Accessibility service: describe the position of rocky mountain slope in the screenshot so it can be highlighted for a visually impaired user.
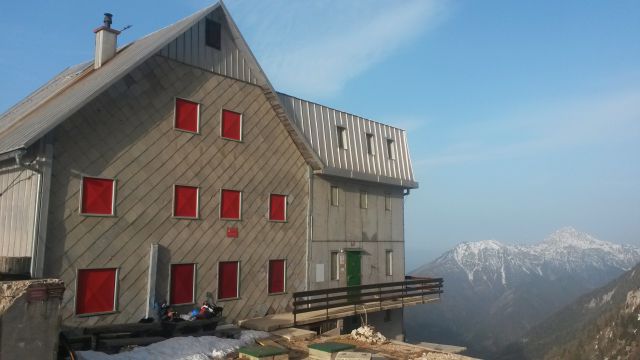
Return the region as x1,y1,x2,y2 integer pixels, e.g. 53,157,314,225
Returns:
405,227,640,357
515,262,640,360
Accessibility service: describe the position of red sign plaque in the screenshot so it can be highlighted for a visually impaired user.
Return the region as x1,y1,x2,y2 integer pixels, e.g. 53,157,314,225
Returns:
227,227,238,238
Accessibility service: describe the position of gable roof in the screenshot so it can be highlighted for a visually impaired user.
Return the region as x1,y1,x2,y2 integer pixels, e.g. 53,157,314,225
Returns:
0,2,416,187
0,4,218,156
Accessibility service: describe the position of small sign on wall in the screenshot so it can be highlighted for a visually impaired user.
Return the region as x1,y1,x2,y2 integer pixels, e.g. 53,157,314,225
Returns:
227,227,238,238
316,264,325,282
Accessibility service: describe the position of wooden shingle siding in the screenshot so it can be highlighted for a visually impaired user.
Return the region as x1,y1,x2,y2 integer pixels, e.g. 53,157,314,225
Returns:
44,55,308,326
0,159,39,257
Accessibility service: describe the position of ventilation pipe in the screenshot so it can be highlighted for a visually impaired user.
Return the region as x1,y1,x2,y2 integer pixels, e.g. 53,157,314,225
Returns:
93,13,121,69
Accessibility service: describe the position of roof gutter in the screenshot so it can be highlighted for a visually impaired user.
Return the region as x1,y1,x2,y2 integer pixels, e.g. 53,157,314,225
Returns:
14,149,40,172
0,149,23,163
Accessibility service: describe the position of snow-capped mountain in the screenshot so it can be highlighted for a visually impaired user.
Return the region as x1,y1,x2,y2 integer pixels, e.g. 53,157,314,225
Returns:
405,227,640,358
417,227,640,288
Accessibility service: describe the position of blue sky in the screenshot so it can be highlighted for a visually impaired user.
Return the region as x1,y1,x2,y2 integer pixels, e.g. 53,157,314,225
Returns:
1,1,639,269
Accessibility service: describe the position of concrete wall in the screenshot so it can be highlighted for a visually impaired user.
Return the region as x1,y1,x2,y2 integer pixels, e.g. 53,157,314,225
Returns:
43,55,309,327
367,308,404,341
0,279,64,360
309,175,405,290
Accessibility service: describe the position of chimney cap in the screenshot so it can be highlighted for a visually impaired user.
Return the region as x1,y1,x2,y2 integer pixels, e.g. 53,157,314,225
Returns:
94,12,121,34
103,13,113,28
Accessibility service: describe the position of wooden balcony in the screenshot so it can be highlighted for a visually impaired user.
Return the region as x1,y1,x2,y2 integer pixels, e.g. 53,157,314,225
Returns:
239,278,443,331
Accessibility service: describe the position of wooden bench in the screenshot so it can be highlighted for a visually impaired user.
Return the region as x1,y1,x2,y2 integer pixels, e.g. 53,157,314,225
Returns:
162,316,222,335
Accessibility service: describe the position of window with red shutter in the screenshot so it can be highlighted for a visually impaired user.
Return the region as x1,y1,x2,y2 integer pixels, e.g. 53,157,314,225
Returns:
268,260,286,294
81,177,115,215
173,185,199,218
76,268,117,315
220,189,241,220
175,98,200,133
218,261,239,299
221,110,242,141
170,264,196,305
269,194,287,221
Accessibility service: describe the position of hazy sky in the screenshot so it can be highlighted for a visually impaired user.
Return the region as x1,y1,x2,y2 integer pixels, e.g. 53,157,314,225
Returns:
1,1,638,270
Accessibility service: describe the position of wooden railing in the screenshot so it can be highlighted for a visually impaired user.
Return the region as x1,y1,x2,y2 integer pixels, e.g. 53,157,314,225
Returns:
292,278,444,325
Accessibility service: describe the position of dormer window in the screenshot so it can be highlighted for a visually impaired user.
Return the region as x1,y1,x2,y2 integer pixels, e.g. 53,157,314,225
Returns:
205,19,221,50
337,126,348,149
386,139,396,160
366,133,375,155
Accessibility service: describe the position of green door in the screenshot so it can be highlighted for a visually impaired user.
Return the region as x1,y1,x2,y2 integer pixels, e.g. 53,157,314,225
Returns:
346,251,361,287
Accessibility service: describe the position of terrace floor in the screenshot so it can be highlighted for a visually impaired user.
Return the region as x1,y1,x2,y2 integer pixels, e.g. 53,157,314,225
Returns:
239,294,440,332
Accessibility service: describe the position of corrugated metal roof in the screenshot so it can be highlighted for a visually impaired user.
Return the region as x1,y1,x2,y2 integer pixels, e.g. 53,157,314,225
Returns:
0,3,219,155
278,93,417,188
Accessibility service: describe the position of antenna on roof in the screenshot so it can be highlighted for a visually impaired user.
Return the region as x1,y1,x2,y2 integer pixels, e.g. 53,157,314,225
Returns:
120,25,132,32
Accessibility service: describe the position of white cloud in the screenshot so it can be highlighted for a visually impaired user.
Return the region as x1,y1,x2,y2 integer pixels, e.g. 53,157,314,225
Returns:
227,0,449,99
419,89,640,167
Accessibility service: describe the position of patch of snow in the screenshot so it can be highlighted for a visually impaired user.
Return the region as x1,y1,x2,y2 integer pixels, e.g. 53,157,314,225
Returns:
624,289,640,313
76,330,269,360
586,289,616,309
350,325,387,344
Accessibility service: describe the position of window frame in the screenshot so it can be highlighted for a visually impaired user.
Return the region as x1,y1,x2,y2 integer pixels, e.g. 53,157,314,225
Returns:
385,250,393,276
172,184,200,219
205,19,222,50
360,190,368,209
168,263,197,306
384,193,392,211
386,138,396,160
330,251,340,281
330,186,339,207
267,259,287,295
74,267,119,317
173,97,201,134
220,109,243,142
268,193,288,222
337,126,348,149
365,133,375,155
217,261,240,301
79,176,117,217
219,189,242,221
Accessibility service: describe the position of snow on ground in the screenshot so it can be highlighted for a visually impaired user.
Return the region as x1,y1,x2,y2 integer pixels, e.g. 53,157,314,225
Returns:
77,330,270,360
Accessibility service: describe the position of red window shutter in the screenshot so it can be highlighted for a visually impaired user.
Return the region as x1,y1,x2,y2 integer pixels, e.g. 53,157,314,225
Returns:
220,190,241,219
81,177,115,215
175,98,199,133
218,261,239,299
170,264,195,305
76,268,117,314
269,194,286,221
174,185,198,218
221,110,242,140
268,260,285,294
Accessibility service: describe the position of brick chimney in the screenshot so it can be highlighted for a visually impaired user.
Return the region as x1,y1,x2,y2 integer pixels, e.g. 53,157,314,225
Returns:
93,13,121,69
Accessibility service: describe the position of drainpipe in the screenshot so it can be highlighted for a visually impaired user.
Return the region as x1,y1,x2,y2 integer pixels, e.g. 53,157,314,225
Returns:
305,166,314,291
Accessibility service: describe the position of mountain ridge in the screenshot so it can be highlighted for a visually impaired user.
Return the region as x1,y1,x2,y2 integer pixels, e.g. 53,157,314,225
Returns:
405,227,640,357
